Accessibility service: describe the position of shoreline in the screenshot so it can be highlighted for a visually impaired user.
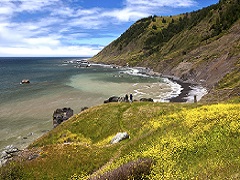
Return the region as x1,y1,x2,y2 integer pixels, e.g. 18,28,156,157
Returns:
168,79,193,102
0,64,207,167
0,64,205,150
118,65,208,103
0,60,207,167
161,77,208,103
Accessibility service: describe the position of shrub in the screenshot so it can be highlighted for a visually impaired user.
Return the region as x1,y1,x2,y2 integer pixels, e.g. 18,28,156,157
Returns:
90,158,154,180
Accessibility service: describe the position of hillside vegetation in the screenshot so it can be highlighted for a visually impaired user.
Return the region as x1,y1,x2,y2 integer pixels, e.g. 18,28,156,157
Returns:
91,0,240,101
1,1,240,179
1,102,240,179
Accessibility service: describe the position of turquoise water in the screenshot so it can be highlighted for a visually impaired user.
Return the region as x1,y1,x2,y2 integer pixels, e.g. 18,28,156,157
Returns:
0,57,180,150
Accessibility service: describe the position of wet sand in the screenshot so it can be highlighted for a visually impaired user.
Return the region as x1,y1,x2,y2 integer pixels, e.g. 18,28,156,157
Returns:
115,66,207,103
168,80,193,102
168,79,207,103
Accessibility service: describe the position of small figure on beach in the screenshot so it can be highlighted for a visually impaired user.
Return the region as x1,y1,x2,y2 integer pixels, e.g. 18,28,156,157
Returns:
125,94,129,102
130,93,133,102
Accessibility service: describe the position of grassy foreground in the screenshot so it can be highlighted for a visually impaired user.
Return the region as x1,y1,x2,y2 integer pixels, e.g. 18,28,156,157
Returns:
1,102,240,179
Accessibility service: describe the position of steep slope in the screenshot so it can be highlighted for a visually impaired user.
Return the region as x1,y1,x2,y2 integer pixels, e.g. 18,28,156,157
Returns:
91,0,240,101
1,102,240,179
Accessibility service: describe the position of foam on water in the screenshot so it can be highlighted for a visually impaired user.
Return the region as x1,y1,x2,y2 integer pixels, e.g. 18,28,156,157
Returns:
68,67,183,102
184,85,208,102
121,68,183,102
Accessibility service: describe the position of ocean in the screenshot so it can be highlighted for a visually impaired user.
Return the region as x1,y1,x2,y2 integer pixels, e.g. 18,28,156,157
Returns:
0,57,182,150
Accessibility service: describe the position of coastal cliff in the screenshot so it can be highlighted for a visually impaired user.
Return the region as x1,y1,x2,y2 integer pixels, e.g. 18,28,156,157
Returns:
91,0,240,101
1,1,240,179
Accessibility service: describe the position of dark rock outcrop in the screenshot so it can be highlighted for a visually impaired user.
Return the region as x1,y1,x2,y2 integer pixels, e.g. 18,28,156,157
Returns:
81,107,89,111
104,96,120,103
104,96,155,103
53,107,73,128
140,98,154,102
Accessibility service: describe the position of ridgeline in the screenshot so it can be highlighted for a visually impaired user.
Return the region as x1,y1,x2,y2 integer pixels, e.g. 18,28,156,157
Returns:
1,0,240,179
91,0,240,102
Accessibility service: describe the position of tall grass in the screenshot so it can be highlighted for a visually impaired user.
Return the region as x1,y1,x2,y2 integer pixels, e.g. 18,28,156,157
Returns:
1,102,239,179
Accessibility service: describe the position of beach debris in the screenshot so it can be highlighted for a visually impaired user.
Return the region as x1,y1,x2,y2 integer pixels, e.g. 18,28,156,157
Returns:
20,79,30,84
111,132,130,144
53,107,73,128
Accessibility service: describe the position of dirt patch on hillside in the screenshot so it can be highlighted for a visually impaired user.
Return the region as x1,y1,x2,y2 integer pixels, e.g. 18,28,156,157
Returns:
166,20,240,91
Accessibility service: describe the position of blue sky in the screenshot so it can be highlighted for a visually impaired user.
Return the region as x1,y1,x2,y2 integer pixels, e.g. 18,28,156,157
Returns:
0,0,219,57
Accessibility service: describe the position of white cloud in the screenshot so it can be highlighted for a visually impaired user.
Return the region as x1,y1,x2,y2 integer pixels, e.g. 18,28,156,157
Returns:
118,0,197,21
52,7,101,17
101,8,149,22
50,7,75,17
0,24,24,45
0,0,199,57
0,6,13,15
126,0,197,8
24,37,60,46
69,15,105,29
0,0,60,13
84,0,197,23
0,45,102,57
0,16,101,57
76,8,101,16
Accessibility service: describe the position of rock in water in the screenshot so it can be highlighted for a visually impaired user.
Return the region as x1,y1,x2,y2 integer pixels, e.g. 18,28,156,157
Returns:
20,79,30,84
111,132,130,144
53,107,73,128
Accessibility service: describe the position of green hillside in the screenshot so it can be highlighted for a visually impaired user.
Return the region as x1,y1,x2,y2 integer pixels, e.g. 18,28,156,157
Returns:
1,1,240,179
1,102,240,179
91,0,240,101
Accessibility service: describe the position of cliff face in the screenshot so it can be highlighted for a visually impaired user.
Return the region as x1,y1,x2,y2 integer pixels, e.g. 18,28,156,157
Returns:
91,0,240,101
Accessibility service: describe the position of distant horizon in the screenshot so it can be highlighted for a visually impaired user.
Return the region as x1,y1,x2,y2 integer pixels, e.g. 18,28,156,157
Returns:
0,0,219,57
